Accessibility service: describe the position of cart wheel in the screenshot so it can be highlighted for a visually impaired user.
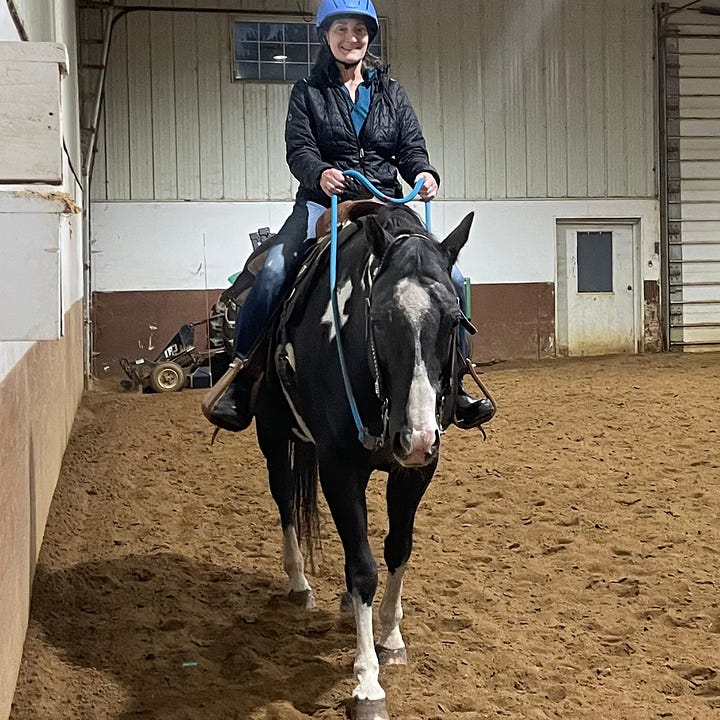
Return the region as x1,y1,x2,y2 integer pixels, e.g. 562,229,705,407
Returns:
149,361,186,393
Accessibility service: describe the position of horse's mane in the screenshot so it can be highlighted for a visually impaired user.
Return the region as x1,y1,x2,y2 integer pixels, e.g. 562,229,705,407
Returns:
371,203,432,240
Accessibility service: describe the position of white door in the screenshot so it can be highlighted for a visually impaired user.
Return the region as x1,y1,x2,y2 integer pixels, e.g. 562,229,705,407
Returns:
556,224,638,356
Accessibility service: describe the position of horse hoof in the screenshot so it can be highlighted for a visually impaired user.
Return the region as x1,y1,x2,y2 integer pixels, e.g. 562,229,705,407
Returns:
349,697,389,720
340,591,354,615
288,589,315,609
376,645,407,666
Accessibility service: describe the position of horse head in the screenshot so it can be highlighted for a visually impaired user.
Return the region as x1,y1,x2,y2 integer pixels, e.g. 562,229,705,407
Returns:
364,207,474,467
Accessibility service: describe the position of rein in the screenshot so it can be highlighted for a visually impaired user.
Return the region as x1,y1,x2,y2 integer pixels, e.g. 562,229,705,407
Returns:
330,171,429,449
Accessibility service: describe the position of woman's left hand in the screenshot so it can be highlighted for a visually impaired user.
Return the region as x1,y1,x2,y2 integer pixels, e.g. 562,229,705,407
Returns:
415,172,438,201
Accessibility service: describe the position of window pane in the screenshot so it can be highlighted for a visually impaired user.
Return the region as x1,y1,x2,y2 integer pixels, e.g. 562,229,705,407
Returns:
260,62,284,80
260,42,284,61
577,231,613,293
286,63,307,82
235,23,258,43
235,61,259,80
285,23,308,43
285,44,308,63
235,42,258,62
258,22,283,41
233,19,385,83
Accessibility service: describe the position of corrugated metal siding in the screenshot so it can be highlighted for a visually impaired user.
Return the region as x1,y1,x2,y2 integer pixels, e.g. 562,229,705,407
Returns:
89,0,656,202
663,4,720,349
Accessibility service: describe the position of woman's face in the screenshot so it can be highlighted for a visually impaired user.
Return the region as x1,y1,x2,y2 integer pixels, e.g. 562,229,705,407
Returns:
327,17,370,65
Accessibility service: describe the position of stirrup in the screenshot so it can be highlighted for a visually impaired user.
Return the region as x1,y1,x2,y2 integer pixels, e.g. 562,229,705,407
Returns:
200,358,246,424
454,358,496,435
461,357,496,409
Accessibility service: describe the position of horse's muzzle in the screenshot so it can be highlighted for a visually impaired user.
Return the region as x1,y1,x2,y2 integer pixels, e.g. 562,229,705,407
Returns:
392,428,440,467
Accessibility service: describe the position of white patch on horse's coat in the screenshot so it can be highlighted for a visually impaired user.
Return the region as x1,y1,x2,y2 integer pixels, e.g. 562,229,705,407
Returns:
351,594,385,701
321,277,353,342
282,526,312,593
395,279,439,461
276,344,315,443
378,564,406,651
285,342,296,370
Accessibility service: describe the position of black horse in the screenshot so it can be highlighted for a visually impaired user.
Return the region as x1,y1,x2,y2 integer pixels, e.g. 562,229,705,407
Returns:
253,203,474,720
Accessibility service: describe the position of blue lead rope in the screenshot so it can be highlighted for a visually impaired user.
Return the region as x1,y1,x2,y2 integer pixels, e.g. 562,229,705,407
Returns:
330,171,431,448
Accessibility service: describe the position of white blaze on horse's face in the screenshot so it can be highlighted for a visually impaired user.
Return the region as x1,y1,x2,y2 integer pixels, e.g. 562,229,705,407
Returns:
394,278,439,466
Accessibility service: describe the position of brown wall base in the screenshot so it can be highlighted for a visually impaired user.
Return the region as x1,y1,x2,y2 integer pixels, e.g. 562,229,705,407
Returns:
93,289,222,377
93,283,557,376
470,283,556,361
0,300,84,720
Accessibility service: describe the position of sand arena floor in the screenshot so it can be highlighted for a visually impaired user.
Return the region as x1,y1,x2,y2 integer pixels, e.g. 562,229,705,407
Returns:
9,352,720,720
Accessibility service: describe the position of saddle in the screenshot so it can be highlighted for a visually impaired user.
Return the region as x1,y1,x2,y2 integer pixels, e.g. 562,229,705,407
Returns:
273,208,383,442
314,198,384,238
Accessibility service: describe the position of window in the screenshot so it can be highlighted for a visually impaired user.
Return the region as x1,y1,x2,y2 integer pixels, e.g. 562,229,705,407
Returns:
233,18,384,83
577,231,613,293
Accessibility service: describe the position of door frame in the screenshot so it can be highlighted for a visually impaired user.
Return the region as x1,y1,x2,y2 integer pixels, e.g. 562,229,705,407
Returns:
555,218,643,356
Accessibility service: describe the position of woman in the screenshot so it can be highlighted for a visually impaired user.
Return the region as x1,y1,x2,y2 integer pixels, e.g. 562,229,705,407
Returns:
203,0,494,432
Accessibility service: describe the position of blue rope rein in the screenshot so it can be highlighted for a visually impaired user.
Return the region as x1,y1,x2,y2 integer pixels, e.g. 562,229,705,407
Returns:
329,170,431,448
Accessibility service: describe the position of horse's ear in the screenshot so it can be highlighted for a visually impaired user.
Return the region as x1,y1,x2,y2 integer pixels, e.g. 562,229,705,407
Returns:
440,212,474,265
365,215,392,260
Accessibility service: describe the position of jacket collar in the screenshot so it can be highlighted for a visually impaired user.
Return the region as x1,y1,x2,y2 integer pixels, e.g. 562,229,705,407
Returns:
308,60,387,89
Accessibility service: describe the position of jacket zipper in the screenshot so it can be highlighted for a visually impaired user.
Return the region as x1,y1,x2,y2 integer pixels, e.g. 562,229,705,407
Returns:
335,80,379,176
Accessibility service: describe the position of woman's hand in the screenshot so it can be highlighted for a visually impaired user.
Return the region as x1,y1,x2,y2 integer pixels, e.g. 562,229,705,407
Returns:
414,172,438,201
320,168,347,197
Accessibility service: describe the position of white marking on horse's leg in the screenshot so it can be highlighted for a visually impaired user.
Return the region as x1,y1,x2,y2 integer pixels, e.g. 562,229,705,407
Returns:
378,564,406,651
283,525,311,593
352,594,385,702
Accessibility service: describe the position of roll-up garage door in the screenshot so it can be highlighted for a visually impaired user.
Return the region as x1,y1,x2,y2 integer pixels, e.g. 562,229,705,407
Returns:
665,12,720,350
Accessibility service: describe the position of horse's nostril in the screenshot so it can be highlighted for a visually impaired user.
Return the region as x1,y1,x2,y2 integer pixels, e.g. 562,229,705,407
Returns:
392,432,409,457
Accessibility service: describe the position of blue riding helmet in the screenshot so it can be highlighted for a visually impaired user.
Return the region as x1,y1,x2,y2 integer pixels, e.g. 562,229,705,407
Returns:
316,0,379,42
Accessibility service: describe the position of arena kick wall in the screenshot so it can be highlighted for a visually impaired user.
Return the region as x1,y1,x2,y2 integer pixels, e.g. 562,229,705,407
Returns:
0,2,84,718
85,0,662,372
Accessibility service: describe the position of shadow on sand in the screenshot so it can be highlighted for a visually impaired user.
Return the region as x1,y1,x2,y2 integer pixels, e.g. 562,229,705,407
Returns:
18,551,354,719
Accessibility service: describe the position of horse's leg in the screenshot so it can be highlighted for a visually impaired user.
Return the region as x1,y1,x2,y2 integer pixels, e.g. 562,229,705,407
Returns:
319,459,388,720
377,465,434,666
256,422,314,609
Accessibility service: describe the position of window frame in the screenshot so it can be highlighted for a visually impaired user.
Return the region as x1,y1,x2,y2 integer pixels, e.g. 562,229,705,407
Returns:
230,14,387,84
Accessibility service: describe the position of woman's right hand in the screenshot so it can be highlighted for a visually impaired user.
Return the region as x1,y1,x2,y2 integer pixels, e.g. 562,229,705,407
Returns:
320,168,347,197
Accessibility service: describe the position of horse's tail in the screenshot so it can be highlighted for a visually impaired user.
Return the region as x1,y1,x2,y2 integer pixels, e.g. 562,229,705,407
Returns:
290,438,320,568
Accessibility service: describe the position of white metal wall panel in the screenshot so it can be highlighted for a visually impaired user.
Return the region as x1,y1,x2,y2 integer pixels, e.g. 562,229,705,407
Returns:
174,5,201,200
665,6,720,349
11,0,54,40
150,7,178,200
104,17,130,199
198,13,225,200
90,0,656,202
128,12,154,200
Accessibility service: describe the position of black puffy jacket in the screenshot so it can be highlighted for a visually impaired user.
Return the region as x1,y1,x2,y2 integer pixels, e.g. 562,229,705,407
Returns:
285,63,440,207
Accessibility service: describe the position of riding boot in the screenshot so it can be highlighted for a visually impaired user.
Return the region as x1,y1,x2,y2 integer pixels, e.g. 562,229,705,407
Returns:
454,387,496,429
201,358,257,432
453,362,496,430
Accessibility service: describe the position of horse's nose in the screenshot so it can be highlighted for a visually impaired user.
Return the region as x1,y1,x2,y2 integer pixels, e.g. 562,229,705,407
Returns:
392,428,439,467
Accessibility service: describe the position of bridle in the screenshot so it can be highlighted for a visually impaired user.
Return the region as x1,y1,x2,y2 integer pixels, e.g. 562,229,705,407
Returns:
361,232,470,450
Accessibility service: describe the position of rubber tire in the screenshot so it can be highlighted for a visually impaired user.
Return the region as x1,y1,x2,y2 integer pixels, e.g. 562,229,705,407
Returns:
148,361,186,393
